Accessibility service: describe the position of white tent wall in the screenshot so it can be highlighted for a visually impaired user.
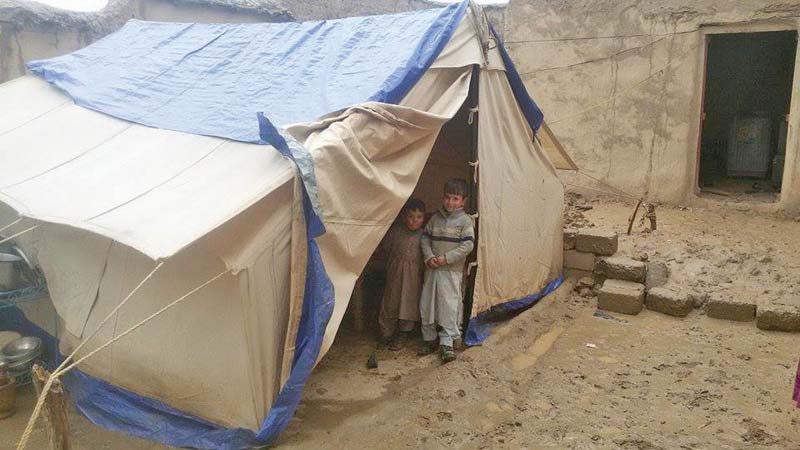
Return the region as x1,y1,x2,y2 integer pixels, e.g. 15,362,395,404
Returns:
472,69,564,314
56,179,297,430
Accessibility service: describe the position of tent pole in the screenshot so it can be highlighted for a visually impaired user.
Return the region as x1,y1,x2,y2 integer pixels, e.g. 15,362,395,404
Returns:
462,65,480,336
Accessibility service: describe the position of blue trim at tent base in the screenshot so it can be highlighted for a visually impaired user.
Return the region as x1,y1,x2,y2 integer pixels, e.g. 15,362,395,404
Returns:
464,275,564,346
0,305,267,449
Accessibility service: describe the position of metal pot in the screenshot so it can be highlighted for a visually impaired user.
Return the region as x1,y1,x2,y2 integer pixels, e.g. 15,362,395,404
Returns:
6,354,39,372
2,337,42,363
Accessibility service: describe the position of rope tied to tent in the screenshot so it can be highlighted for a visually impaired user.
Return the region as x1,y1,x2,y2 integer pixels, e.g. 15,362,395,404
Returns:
573,169,641,202
16,262,231,450
0,225,39,246
467,107,479,125
0,217,23,235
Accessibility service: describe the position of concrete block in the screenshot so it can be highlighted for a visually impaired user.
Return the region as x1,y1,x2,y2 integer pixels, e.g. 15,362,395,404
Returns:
564,250,595,272
563,228,578,250
645,261,670,290
576,230,618,256
597,279,645,315
756,300,800,332
595,256,646,283
706,295,756,322
646,287,693,317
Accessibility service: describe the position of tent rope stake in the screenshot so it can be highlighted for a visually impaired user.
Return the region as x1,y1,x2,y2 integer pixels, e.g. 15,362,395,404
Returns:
16,266,230,450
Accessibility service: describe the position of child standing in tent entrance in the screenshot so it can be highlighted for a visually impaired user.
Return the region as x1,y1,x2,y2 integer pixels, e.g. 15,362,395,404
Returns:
378,198,426,350
419,178,475,363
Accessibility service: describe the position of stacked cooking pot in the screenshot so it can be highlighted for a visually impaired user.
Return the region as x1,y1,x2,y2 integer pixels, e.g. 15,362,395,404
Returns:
1,337,43,383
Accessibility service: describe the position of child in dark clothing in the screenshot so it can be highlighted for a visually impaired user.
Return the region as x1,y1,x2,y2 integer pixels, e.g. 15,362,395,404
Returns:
378,198,426,350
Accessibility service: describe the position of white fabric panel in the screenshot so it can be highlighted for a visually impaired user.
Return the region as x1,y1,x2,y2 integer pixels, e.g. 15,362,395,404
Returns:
431,10,504,70
221,181,294,424
2,126,225,219
472,69,564,315
36,224,112,338
0,77,295,261
58,182,296,430
61,242,259,429
287,103,455,357
88,140,293,261
401,67,472,117
0,76,70,134
0,104,131,189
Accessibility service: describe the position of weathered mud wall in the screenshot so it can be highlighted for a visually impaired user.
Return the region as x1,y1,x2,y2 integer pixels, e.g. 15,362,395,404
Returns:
503,1,800,212
2,0,800,211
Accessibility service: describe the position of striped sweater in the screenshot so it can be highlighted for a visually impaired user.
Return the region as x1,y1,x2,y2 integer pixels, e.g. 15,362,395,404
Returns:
421,208,475,272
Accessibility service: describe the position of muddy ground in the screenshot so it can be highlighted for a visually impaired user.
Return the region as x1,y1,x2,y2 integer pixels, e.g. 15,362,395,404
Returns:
3,199,800,449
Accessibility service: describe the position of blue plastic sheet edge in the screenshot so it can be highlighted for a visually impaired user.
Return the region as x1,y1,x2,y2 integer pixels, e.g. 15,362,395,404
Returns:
368,0,467,105
253,114,333,445
464,275,564,346
490,24,544,133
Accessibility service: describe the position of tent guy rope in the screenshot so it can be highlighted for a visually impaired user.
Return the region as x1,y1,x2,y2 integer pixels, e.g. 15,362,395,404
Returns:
0,225,39,246
16,264,230,450
0,217,23,234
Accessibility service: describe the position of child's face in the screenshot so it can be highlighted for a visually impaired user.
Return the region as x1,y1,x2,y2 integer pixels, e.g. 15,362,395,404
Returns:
403,209,425,231
443,193,466,212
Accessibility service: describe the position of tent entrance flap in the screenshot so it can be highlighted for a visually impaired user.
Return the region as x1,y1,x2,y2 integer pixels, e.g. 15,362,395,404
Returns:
340,89,478,337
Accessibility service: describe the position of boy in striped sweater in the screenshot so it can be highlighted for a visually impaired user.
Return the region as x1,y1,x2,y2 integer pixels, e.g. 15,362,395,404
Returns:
419,178,475,363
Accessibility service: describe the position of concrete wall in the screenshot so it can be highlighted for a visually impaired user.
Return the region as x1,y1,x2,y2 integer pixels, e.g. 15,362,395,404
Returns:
3,0,800,212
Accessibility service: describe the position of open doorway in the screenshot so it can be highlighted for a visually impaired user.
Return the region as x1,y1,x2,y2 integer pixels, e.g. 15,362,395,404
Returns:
342,76,478,343
698,31,797,200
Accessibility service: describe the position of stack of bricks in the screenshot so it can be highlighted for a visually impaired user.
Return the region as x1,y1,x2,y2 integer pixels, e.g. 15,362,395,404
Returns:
563,229,617,279
563,230,800,331
564,229,691,318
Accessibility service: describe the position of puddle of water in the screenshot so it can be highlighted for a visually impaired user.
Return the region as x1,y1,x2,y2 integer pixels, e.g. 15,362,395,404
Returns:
510,325,565,371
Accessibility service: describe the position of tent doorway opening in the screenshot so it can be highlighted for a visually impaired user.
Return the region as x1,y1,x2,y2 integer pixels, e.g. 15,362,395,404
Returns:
698,30,797,201
343,70,480,342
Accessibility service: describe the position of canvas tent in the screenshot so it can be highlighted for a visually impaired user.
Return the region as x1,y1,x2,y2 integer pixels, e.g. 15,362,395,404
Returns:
0,1,572,448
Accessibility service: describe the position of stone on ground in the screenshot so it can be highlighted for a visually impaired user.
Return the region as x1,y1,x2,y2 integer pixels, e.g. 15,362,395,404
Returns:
597,279,645,315
576,229,618,256
645,261,670,290
576,277,595,290
646,287,693,317
706,295,756,322
563,228,578,250
595,256,646,283
564,250,595,272
756,298,800,332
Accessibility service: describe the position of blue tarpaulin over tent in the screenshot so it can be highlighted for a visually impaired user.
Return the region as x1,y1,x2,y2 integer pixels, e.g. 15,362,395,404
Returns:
27,3,468,142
